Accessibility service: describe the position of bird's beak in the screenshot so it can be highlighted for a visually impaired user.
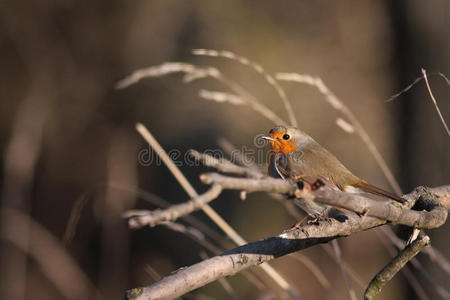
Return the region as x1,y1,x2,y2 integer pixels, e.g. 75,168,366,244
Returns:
261,135,275,141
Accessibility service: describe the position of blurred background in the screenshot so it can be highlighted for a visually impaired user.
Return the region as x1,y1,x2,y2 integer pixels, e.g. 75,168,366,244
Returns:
0,1,448,299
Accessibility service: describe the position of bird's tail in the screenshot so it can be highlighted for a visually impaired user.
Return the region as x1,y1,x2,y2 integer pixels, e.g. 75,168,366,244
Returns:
352,181,406,204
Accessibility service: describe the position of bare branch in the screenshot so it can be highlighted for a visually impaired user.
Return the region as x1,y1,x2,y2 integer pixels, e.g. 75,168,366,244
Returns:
189,149,263,179
364,235,431,300
124,184,223,228
375,229,430,300
126,184,449,300
201,173,448,229
200,172,294,194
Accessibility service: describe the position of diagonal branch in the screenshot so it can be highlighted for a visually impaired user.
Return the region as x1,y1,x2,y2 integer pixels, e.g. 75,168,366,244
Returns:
364,235,431,300
123,184,222,229
126,213,373,300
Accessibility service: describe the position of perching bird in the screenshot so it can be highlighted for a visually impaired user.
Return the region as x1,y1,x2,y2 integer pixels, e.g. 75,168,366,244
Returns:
263,125,405,218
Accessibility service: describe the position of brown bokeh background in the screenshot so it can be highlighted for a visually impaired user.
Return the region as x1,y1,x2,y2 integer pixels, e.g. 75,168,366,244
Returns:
0,1,448,300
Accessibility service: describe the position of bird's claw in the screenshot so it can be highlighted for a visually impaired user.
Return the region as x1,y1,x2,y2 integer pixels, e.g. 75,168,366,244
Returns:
308,213,332,225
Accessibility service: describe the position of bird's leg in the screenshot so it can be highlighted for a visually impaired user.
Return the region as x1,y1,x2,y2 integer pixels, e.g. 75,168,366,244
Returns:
288,215,309,230
291,179,332,226
307,210,332,225
310,179,325,191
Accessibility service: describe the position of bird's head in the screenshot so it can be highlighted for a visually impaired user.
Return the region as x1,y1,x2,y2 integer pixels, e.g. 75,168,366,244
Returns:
262,126,312,154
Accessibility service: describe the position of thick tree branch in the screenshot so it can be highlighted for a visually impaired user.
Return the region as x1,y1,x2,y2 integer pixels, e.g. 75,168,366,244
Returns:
364,235,431,300
201,173,449,229
125,184,450,300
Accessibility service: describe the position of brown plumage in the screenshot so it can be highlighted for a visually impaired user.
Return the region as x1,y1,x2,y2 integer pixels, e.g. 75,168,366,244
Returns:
263,126,405,217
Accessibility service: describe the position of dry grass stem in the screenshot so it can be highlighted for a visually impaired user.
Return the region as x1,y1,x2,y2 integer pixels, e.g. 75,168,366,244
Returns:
331,239,357,300
162,222,221,255
135,123,244,243
421,68,450,137
385,71,450,103
193,49,298,127
1,209,100,300
336,117,355,133
117,61,286,125
144,265,162,282
289,253,331,289
63,192,91,245
198,89,244,105
115,62,219,89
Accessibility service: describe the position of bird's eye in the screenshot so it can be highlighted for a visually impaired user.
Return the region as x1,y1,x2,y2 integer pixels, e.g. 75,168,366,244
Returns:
282,134,290,140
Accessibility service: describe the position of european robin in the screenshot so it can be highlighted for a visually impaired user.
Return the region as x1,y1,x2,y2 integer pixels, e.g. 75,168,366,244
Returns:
262,125,405,218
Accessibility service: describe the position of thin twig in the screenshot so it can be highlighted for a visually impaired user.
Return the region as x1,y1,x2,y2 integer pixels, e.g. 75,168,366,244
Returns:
385,71,450,103
123,184,223,228
422,68,450,137
364,235,431,300
379,227,450,299
375,229,430,300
